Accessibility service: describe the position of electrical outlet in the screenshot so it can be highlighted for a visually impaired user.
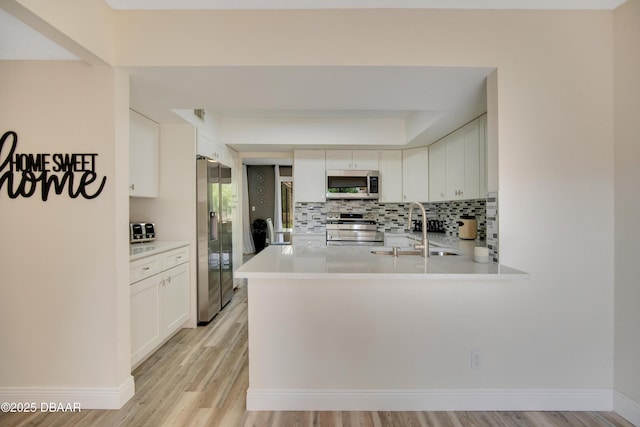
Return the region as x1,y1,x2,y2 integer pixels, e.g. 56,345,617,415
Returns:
471,350,481,369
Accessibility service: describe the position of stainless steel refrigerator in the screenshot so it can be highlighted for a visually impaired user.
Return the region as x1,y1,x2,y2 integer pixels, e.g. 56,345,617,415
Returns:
196,157,233,324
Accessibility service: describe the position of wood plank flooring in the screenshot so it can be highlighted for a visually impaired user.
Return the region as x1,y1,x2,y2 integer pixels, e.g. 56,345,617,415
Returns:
0,282,634,427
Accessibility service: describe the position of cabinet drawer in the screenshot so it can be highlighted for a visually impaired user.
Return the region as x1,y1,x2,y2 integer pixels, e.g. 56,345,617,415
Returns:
130,255,161,284
161,246,190,269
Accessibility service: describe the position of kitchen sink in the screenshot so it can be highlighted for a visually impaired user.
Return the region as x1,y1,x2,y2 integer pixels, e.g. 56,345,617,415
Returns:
428,249,459,256
371,249,423,256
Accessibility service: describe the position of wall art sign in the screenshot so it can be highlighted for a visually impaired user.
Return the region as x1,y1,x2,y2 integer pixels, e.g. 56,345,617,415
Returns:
0,130,107,201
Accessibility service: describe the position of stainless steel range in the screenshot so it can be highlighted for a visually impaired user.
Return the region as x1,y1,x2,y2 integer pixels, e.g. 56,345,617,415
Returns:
326,212,384,246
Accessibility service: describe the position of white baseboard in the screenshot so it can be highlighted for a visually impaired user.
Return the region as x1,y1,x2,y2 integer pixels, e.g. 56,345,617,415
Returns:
247,388,613,412
0,375,135,410
614,391,640,426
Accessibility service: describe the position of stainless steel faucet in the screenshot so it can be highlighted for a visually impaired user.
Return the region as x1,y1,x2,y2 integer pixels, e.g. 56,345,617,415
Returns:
407,201,429,257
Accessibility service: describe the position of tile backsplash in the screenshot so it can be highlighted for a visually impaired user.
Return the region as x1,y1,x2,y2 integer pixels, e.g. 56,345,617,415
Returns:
294,198,488,241
486,191,499,262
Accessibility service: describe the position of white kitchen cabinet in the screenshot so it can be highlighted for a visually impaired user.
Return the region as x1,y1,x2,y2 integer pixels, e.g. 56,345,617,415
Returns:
130,274,162,367
428,139,446,202
402,146,429,202
129,110,160,198
428,117,484,202
325,150,379,170
446,119,480,200
197,130,232,166
160,263,189,338
379,150,403,203
130,244,190,367
293,150,326,203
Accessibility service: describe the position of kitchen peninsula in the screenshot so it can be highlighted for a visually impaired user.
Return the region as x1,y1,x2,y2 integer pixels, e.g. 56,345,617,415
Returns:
235,242,528,411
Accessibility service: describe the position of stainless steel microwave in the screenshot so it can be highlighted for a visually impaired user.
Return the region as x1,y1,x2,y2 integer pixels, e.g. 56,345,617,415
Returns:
326,170,380,200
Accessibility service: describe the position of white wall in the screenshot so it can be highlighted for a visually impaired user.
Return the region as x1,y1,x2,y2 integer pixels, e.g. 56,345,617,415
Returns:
116,8,616,393
613,0,640,423
0,4,628,414
0,61,132,408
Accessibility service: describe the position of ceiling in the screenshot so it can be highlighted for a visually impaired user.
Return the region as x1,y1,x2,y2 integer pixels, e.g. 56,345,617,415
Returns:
104,0,627,10
128,65,492,152
1,0,627,155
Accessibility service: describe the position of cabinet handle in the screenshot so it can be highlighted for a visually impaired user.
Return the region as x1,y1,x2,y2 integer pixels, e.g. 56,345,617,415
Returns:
142,266,150,271
130,184,135,190
167,277,171,284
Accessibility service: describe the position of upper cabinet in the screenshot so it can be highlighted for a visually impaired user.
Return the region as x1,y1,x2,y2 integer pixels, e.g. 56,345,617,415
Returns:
428,116,485,202
293,150,326,203
197,130,232,167
129,110,159,198
446,119,480,200
325,150,379,170
428,139,446,202
291,118,487,206
379,150,403,203
402,146,429,202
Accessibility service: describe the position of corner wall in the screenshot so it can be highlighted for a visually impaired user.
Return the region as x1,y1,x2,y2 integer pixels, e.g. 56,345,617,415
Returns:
0,61,132,408
613,0,640,424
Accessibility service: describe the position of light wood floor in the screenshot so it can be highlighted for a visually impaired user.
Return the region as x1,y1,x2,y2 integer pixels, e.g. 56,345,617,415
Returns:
0,282,634,427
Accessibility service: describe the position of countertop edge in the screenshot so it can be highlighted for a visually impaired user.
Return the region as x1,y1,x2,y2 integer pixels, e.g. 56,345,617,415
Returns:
235,269,530,281
129,240,191,261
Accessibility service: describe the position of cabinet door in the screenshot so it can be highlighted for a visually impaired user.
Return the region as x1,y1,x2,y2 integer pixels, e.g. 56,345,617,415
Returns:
379,151,403,203
445,129,465,200
293,150,326,203
402,146,429,202
129,110,159,198
352,150,379,170
325,150,379,170
130,274,162,366
428,139,446,202
161,263,189,338
462,119,480,200
325,150,352,170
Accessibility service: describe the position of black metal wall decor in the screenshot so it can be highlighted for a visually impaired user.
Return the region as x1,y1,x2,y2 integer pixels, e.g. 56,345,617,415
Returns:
0,130,107,201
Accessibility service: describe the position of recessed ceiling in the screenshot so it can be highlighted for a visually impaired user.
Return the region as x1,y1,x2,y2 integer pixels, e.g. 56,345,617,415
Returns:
127,65,492,151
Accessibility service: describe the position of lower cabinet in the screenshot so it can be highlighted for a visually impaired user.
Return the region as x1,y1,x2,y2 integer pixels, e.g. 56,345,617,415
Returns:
130,245,190,367
160,263,189,338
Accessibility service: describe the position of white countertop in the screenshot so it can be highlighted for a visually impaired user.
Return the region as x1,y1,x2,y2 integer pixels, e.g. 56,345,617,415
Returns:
129,240,190,261
235,244,529,281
